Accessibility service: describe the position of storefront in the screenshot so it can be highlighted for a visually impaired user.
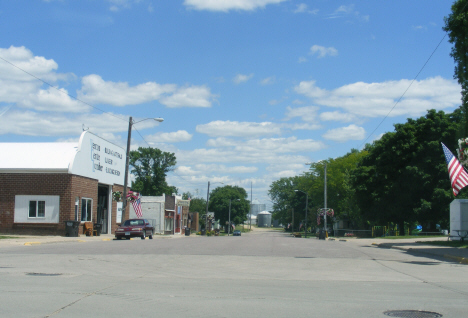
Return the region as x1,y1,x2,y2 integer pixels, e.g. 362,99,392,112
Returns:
0,131,129,235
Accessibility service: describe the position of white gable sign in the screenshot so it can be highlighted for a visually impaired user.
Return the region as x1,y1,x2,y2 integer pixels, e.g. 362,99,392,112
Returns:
69,131,126,185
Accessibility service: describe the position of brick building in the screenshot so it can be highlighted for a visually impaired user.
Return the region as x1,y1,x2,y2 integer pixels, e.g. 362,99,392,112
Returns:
0,131,129,235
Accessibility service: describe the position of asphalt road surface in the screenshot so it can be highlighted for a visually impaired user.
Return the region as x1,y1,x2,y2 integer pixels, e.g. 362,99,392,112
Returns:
1,228,467,318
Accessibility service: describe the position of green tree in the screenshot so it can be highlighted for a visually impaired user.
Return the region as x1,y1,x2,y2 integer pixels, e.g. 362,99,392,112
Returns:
129,147,177,196
208,185,250,226
187,196,207,229
351,108,464,230
444,0,468,135
300,149,367,229
268,176,303,230
269,150,367,231
188,197,207,214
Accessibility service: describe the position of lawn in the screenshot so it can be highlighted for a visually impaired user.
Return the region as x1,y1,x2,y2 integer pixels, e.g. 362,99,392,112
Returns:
421,240,468,248
235,225,251,233
0,236,19,240
376,235,447,240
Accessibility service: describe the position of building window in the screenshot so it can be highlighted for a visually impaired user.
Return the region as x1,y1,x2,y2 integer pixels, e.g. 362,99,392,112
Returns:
165,218,174,231
29,201,45,218
81,198,92,222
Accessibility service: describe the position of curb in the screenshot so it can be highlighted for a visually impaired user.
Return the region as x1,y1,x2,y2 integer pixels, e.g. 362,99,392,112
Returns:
372,242,468,265
443,254,468,265
22,238,112,246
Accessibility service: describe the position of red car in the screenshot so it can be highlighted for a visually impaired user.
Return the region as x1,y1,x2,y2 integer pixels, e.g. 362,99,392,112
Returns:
115,219,154,240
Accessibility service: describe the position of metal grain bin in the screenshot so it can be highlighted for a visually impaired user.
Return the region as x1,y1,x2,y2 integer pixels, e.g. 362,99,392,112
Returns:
257,211,272,228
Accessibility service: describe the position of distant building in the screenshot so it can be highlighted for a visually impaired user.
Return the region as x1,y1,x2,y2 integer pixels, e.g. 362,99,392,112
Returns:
133,195,165,234
0,131,128,235
257,211,272,227
250,199,266,217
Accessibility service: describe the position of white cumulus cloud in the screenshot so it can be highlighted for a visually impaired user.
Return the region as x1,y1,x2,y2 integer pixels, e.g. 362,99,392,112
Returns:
319,111,357,123
294,77,461,118
310,45,338,58
233,73,254,84
146,130,193,143
284,106,320,122
0,46,79,112
159,85,214,108
78,75,215,108
184,0,287,12
196,120,282,138
322,124,365,142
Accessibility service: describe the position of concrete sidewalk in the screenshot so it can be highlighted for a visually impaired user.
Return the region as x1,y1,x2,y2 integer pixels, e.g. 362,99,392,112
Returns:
341,236,468,265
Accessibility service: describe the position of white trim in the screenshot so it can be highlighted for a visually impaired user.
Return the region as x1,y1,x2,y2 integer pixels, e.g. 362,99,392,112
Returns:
80,197,93,222
14,195,60,224
0,169,69,173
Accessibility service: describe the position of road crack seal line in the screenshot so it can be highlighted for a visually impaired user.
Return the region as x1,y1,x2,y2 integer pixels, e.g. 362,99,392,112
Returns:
42,261,160,317
354,243,468,297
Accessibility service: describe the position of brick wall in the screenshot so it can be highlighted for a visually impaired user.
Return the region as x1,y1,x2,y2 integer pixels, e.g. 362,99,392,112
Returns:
0,173,128,236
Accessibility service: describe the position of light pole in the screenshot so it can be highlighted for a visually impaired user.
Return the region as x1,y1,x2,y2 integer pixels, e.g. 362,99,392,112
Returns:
324,162,327,234
294,190,308,238
250,182,252,230
121,116,164,224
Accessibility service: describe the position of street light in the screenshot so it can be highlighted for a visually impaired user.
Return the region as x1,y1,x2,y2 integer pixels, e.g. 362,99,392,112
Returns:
294,190,308,238
121,116,164,224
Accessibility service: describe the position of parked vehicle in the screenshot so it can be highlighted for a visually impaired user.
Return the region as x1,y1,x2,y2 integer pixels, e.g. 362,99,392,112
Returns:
115,219,153,240
233,230,241,236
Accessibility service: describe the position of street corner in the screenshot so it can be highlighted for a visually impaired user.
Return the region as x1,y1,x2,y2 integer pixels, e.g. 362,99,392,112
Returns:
443,254,468,265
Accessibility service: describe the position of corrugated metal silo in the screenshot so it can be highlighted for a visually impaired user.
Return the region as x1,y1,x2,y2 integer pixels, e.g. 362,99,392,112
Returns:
257,211,272,227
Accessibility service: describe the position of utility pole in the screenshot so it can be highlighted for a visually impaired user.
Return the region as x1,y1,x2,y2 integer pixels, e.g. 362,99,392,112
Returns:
121,116,133,225
205,181,210,232
250,181,252,230
121,116,163,225
324,162,327,234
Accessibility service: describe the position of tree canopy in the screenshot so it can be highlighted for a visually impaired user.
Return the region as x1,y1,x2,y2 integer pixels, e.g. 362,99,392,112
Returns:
268,108,465,231
269,150,366,230
268,176,302,229
444,0,468,134
129,147,177,196
351,109,463,229
208,185,250,225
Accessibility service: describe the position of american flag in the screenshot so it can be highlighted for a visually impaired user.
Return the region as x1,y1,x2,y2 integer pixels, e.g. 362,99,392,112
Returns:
442,143,468,196
132,193,143,218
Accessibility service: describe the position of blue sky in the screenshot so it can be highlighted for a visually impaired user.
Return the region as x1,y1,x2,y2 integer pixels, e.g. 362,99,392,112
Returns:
0,0,462,207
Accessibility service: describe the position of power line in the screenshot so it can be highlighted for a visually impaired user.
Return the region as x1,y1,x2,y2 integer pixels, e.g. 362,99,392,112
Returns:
0,55,127,123
359,0,468,149
358,33,447,149
131,126,205,186
1,51,203,190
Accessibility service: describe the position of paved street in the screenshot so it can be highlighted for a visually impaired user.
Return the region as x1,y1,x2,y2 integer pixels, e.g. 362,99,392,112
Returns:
1,228,467,318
